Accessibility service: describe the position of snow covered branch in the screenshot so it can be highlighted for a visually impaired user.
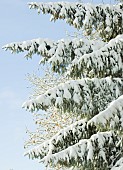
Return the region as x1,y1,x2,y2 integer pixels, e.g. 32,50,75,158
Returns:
3,35,123,78
89,95,123,130
25,95,123,163
28,2,123,41
68,34,123,78
3,38,104,73
111,158,123,170
22,77,123,116
2,38,55,58
25,119,97,160
40,131,121,169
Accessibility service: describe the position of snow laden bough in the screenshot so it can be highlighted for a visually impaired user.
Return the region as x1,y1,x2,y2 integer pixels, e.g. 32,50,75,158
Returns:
28,2,123,41
24,96,123,158
25,96,123,169
40,132,120,169
25,132,122,169
3,35,123,78
22,77,123,117
2,38,105,74
68,34,123,78
89,95,123,130
24,119,96,160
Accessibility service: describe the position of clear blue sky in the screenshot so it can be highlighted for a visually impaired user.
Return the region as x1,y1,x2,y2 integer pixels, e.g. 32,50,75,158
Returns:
0,0,115,170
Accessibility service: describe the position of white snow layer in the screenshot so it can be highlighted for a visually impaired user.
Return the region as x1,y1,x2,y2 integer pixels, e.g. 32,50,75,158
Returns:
28,2,123,40
40,131,117,167
3,34,123,77
3,38,105,74
24,118,88,159
26,130,116,168
22,77,123,114
68,34,123,78
89,95,123,129
111,158,123,170
25,95,123,164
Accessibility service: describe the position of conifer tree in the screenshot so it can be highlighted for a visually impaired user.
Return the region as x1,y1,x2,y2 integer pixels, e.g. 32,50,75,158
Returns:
3,0,123,169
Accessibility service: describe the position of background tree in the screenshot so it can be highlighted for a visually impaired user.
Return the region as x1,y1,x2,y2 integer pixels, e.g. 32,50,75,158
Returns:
3,0,123,170
24,69,81,149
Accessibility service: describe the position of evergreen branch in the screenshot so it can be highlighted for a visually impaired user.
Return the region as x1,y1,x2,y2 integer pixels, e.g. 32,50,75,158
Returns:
41,131,120,169
22,77,123,116
68,34,123,78
28,2,123,41
24,119,96,160
89,95,123,130
2,38,105,73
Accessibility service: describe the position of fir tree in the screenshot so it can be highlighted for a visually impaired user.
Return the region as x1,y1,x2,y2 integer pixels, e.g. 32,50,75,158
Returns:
3,0,123,170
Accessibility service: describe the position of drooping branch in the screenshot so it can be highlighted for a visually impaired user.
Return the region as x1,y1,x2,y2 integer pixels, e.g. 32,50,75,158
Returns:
22,77,123,116
3,35,123,78
68,34,123,78
88,95,123,131
25,95,123,163
25,119,97,160
28,2,123,41
40,131,121,169
3,38,105,73
25,119,87,159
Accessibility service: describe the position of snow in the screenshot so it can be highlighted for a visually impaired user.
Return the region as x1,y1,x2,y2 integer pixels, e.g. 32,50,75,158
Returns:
3,1,123,169
22,77,123,115
89,95,123,129
24,95,123,166
3,37,105,74
40,131,117,168
24,118,87,160
28,2,123,41
69,34,123,78
23,94,123,169
111,158,123,170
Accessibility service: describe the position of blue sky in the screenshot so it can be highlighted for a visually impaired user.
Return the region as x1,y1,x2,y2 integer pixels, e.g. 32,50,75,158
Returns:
0,0,115,170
